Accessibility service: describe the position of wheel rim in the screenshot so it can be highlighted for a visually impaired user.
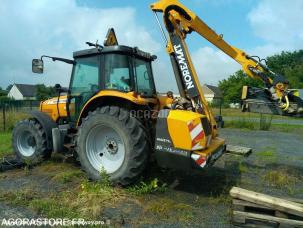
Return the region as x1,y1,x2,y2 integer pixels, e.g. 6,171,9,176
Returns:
16,130,36,157
86,125,125,174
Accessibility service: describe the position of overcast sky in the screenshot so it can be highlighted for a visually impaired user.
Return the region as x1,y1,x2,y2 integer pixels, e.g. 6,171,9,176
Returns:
0,0,302,92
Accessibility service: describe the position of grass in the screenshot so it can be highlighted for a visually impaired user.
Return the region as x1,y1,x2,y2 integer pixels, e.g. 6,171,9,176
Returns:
224,118,303,134
212,108,299,121
224,118,255,130
256,148,277,163
0,110,29,157
0,132,12,158
213,108,258,118
256,150,275,157
0,131,172,221
51,169,85,184
207,194,232,205
270,123,303,135
263,170,300,193
259,114,273,130
0,162,171,223
212,108,303,134
0,111,29,132
145,198,193,222
0,188,82,218
0,188,38,207
71,180,123,218
29,197,81,218
0,177,125,219
0,160,128,220
127,178,167,195
238,162,248,173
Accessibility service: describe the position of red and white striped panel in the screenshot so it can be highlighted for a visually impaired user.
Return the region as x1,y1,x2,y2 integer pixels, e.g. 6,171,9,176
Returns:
188,121,205,150
191,153,208,168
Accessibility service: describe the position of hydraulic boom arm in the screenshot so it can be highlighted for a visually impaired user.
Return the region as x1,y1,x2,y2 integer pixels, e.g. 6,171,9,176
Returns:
151,0,302,117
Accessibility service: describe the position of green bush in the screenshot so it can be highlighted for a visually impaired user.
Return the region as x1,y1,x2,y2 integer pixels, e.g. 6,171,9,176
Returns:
259,114,273,131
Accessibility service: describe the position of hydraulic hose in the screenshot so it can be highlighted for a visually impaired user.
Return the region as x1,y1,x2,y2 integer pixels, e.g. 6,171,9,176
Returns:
279,95,290,111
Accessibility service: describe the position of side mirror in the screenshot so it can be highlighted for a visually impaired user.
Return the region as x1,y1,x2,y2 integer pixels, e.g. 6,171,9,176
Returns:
32,59,44,74
55,83,61,88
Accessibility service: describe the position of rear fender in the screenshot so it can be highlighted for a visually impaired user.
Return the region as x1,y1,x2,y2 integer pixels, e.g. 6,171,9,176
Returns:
77,91,157,126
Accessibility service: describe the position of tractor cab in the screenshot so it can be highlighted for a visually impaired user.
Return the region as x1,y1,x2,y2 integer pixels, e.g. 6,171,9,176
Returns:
32,29,158,123
69,45,157,121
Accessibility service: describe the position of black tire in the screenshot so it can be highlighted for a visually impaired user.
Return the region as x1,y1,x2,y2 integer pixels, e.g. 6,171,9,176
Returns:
12,119,51,164
76,106,150,186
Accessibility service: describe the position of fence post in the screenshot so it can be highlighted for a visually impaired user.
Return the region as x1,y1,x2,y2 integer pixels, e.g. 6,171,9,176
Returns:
219,98,223,116
3,104,6,131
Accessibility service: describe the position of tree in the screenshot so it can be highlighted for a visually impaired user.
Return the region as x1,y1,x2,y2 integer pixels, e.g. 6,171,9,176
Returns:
0,96,13,103
0,87,8,97
6,84,13,92
0,90,7,97
36,84,56,101
219,50,303,104
267,50,303,88
218,70,263,104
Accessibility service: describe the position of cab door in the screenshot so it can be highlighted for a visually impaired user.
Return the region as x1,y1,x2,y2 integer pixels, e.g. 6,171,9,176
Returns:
69,56,100,122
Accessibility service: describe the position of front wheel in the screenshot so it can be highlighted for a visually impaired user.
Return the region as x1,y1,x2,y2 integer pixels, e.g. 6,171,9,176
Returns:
76,106,150,186
12,119,51,164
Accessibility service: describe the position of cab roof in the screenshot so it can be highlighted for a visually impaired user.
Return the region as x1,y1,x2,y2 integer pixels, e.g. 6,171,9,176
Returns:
73,45,156,62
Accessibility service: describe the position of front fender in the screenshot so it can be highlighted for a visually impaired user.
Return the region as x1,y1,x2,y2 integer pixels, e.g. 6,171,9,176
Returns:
29,111,58,150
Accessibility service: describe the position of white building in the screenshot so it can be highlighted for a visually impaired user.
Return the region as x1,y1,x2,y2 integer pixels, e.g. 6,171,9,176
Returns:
7,84,37,100
201,84,222,103
158,84,222,103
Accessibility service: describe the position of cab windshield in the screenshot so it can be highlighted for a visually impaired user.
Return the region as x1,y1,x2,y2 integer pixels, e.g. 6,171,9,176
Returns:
104,54,131,92
104,54,155,97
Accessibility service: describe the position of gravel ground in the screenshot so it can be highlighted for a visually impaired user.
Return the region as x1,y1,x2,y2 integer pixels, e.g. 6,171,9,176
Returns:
0,203,36,219
0,128,302,227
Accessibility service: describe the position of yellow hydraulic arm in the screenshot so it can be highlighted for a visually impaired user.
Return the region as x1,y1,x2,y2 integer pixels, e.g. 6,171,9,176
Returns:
150,0,292,116
152,0,271,80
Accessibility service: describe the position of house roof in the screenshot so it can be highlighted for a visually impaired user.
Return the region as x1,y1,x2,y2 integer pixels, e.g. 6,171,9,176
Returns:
14,84,37,97
202,84,222,98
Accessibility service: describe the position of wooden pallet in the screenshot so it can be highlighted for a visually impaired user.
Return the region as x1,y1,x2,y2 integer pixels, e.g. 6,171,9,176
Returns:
226,145,252,157
230,187,303,227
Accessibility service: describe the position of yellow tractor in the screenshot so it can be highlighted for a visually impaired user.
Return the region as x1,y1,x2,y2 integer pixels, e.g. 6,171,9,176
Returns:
14,25,226,185
16,0,302,185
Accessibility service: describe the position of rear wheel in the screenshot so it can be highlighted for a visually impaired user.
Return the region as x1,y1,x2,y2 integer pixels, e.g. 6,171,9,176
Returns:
76,106,150,186
12,119,51,164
